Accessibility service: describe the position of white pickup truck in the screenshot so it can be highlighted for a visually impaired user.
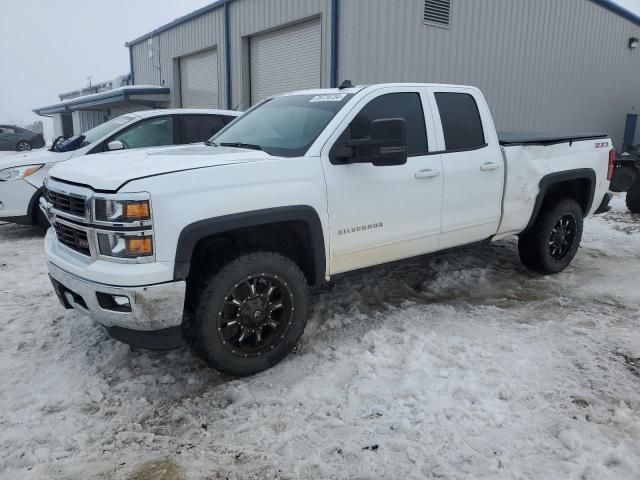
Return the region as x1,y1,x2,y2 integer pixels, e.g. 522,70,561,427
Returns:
41,83,614,376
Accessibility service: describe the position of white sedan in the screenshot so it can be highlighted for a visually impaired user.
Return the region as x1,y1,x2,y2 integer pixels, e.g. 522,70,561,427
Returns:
0,108,240,228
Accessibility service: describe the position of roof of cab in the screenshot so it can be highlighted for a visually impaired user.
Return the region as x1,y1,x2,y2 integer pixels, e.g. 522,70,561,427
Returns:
278,82,479,97
133,108,241,118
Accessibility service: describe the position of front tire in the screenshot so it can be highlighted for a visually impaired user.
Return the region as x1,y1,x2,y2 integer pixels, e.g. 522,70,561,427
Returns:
183,251,309,376
518,198,584,274
16,141,32,151
626,184,640,213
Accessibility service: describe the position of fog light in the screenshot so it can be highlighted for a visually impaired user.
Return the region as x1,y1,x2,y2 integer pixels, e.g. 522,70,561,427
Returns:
96,292,133,312
113,295,130,307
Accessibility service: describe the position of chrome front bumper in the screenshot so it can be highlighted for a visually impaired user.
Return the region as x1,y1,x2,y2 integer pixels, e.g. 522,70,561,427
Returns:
47,262,186,331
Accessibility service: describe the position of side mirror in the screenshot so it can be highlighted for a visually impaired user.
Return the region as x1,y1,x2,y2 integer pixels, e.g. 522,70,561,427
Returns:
107,140,125,151
345,118,408,166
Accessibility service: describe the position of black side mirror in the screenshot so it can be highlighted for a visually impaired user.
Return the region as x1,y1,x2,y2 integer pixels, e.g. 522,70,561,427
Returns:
339,118,408,166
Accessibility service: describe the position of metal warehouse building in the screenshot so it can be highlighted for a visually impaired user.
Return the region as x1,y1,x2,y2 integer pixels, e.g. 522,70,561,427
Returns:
40,0,640,148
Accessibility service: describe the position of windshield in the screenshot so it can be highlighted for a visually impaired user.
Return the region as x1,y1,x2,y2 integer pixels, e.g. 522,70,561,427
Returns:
54,114,137,152
210,94,353,157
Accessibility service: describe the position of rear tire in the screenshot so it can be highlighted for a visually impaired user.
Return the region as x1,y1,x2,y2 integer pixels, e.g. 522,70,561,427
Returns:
183,251,309,376
518,198,583,274
627,184,640,213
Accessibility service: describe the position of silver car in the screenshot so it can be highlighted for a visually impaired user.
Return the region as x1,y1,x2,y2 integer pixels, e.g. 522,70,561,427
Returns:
0,125,45,151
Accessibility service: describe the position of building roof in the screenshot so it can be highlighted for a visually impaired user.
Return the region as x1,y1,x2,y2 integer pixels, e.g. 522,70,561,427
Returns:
125,0,228,47
124,0,640,49
33,86,170,115
594,0,640,25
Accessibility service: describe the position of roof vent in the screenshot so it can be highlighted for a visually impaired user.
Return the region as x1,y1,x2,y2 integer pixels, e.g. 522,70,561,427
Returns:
423,0,451,27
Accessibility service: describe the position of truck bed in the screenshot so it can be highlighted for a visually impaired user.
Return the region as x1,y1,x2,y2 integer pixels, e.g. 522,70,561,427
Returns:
498,132,608,146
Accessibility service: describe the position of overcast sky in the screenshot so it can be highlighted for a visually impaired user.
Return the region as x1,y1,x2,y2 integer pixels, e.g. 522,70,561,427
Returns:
0,0,212,138
1,0,640,139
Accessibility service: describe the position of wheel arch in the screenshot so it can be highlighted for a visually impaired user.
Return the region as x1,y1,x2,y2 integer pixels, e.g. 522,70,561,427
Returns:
174,205,326,286
28,186,45,226
523,169,596,233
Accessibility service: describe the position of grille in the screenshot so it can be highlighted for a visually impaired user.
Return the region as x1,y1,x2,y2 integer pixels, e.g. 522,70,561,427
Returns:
423,0,451,27
53,222,91,256
46,188,85,217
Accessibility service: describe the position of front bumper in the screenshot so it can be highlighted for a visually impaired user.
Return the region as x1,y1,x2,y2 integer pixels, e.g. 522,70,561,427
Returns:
47,261,186,332
0,179,37,220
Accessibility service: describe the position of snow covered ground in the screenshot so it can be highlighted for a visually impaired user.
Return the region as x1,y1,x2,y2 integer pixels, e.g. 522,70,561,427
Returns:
0,196,639,479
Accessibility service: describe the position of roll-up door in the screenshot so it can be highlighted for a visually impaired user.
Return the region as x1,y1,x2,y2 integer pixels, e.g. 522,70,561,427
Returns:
180,49,219,108
250,19,321,104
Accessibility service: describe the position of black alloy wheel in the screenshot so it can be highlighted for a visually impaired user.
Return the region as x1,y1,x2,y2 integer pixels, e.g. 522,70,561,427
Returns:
217,274,295,358
548,214,577,260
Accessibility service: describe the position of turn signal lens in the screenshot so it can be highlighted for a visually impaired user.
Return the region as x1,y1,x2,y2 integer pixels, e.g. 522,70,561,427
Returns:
125,237,153,256
123,201,151,221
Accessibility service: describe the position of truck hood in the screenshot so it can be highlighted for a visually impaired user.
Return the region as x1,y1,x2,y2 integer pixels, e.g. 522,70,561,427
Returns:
49,144,271,191
0,149,72,170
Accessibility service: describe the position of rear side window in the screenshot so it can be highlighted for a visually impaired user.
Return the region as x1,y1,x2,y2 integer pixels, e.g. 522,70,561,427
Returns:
349,93,428,156
435,92,485,151
181,115,227,144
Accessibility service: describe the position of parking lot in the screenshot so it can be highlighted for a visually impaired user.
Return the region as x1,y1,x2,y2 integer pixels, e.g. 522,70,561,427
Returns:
0,196,639,479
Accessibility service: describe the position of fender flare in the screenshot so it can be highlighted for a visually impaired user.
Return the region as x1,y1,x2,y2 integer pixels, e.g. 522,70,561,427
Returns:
522,168,596,233
173,205,326,284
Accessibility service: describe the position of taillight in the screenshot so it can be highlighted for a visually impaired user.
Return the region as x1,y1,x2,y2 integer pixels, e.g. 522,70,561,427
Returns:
607,148,615,181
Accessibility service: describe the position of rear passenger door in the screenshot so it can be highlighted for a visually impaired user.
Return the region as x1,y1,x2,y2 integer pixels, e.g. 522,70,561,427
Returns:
321,87,443,274
428,88,504,248
178,114,233,144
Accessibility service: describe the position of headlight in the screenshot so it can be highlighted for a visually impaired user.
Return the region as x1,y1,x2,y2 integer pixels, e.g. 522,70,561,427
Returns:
94,199,151,223
0,164,44,182
97,232,154,258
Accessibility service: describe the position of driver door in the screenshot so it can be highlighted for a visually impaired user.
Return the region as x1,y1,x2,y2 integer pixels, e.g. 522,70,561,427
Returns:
320,87,444,274
100,116,176,152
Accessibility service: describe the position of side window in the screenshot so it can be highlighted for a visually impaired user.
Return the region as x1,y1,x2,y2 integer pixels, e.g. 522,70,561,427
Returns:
222,115,237,125
348,93,428,156
434,92,486,151
111,116,174,149
180,115,227,144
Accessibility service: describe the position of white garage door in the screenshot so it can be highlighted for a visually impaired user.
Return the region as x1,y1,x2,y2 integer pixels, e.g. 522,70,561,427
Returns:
250,19,321,105
180,49,219,108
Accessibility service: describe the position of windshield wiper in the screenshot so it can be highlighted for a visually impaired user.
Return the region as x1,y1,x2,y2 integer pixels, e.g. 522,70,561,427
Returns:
220,142,262,151
204,140,217,146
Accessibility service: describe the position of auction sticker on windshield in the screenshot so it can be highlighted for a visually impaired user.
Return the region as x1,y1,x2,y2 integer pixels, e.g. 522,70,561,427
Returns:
309,94,348,102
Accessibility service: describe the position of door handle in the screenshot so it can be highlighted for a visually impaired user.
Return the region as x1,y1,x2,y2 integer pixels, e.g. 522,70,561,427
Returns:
415,169,440,179
480,162,499,171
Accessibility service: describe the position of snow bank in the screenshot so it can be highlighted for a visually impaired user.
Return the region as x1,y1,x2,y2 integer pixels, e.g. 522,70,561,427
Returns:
0,195,638,479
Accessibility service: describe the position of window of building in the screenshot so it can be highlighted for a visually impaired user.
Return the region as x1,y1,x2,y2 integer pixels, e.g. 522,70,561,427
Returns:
434,92,485,151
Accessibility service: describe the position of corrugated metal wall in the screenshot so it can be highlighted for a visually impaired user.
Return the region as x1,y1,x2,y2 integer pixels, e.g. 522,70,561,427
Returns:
228,0,331,109
339,0,640,147
129,0,640,147
130,7,226,108
71,110,107,134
